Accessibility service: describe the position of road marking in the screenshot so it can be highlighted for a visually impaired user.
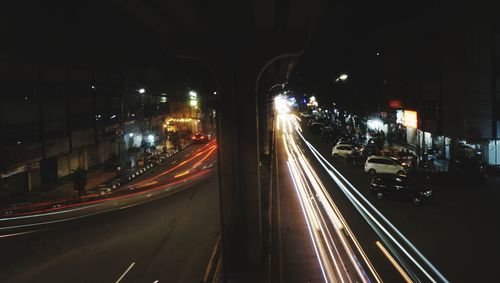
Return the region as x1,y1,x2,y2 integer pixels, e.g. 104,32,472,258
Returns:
376,241,412,283
115,262,135,283
0,229,43,238
0,204,100,221
171,161,177,165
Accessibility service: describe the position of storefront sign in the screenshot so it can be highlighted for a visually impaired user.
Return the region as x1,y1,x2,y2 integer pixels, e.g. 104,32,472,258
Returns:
403,110,418,128
389,99,402,109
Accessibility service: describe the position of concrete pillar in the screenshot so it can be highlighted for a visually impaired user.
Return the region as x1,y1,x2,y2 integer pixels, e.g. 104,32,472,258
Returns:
215,62,263,276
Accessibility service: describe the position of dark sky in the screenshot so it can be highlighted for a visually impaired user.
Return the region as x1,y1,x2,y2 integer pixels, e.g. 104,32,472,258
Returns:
288,0,439,114
1,0,445,109
0,0,216,102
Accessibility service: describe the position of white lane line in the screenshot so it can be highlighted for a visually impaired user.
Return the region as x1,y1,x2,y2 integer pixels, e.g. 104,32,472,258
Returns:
0,204,100,221
115,262,135,283
0,229,43,238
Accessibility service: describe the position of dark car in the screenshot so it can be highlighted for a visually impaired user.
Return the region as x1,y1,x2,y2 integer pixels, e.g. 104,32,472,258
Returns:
449,157,487,183
309,123,326,135
370,173,432,205
320,126,337,139
192,133,210,143
367,137,385,150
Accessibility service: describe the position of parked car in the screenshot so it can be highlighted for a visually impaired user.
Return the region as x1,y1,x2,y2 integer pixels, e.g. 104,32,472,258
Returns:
364,156,408,175
332,144,355,158
309,123,326,135
192,132,210,143
299,112,312,118
370,173,433,205
88,184,113,196
336,140,353,147
320,127,336,140
349,145,369,166
449,157,487,183
367,137,385,150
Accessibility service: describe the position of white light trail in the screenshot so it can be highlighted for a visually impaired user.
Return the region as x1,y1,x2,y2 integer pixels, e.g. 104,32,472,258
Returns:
295,120,448,283
275,95,380,283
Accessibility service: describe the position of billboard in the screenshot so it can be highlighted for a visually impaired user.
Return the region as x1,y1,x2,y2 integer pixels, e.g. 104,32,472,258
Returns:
403,110,418,128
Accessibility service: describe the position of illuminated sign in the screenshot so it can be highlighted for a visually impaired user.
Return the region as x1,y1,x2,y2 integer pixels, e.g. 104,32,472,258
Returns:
389,99,402,109
396,110,403,124
403,110,418,128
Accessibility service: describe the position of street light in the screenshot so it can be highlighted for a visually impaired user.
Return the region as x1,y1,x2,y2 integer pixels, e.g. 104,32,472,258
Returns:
335,74,348,82
138,88,146,94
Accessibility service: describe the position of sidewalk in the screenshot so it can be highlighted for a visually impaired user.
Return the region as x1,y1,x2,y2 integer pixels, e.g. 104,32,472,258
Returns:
33,167,118,203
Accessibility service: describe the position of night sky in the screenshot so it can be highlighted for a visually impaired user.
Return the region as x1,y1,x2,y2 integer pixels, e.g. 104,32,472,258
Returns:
288,0,439,114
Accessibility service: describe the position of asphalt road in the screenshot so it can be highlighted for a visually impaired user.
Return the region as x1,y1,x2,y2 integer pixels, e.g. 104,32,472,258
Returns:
0,142,220,283
302,128,500,282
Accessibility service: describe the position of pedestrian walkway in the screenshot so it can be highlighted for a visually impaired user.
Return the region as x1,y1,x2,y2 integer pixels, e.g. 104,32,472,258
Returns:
33,167,118,203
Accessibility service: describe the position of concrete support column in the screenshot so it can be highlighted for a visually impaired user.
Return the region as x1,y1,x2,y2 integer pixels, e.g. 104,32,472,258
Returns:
216,63,263,276
258,93,271,157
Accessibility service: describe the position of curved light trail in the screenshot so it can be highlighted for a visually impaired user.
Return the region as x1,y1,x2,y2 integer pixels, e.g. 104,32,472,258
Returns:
274,95,448,283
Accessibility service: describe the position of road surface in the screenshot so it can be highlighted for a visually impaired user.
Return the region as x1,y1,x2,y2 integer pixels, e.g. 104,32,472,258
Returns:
0,142,220,283
272,97,449,283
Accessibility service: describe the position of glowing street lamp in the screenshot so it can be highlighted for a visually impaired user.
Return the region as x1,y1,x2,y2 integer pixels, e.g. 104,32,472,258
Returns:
138,88,146,94
335,74,348,82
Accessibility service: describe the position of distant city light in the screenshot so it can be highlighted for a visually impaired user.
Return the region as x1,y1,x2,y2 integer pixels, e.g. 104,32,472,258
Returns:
336,74,348,82
24,96,28,100
17,141,22,145
148,134,155,143
138,88,146,94
189,91,197,99
376,52,381,56
167,118,199,123
129,133,134,137
213,91,217,95
160,97,167,103
110,114,117,119
307,96,318,107
190,99,198,107
367,119,383,131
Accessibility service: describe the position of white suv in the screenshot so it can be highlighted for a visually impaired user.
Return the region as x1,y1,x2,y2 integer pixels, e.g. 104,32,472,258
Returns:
332,144,354,158
364,156,407,175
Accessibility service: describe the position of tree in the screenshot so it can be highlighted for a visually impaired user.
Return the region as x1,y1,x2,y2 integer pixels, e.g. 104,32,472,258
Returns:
71,167,88,198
